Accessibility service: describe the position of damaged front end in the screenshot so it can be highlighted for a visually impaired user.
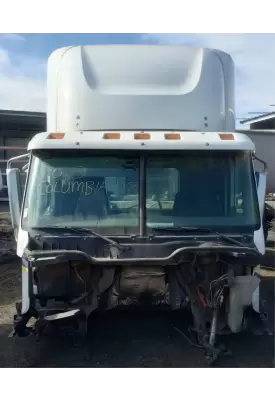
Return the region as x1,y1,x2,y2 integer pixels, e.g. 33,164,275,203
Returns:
7,149,271,365
12,231,265,364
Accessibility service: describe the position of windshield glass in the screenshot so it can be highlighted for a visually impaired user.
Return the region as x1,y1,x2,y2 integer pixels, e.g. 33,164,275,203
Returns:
22,151,140,234
22,150,260,235
146,151,260,233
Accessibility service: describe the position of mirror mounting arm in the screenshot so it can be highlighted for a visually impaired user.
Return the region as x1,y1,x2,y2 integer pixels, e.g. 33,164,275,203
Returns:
7,153,29,169
253,155,267,173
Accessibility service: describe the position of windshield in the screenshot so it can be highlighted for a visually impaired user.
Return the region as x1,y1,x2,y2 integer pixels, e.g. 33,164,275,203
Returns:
22,150,260,235
22,151,140,234
146,151,260,233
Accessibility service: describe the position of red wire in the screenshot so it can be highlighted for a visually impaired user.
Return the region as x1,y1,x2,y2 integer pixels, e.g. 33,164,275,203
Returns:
197,287,207,307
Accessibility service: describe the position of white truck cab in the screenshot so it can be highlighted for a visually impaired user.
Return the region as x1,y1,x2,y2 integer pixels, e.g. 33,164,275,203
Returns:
6,45,270,365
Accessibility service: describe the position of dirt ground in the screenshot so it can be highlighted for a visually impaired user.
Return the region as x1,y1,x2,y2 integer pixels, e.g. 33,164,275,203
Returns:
0,211,15,263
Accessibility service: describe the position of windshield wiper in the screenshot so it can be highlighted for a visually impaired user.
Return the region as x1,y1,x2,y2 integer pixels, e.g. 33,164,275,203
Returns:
31,226,123,251
152,226,245,247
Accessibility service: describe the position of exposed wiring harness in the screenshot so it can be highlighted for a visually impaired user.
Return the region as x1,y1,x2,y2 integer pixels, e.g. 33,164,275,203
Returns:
196,274,228,309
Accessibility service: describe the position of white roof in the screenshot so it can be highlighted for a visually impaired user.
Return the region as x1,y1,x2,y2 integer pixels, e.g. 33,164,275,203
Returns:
47,45,235,133
28,131,255,152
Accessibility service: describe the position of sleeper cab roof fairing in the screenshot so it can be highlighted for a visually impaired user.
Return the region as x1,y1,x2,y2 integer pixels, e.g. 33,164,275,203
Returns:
47,45,235,133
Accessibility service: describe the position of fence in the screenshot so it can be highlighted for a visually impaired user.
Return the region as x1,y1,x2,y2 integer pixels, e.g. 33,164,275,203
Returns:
0,145,28,201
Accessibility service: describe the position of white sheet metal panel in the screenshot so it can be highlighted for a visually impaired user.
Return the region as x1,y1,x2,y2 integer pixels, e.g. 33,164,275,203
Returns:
47,45,235,133
28,131,254,151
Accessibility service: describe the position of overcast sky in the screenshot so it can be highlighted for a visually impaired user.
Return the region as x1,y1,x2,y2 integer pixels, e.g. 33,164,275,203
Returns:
0,33,274,123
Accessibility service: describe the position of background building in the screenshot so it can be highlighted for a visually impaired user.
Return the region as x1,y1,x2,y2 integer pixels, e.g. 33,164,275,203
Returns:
240,112,275,130
239,112,275,194
0,110,46,200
